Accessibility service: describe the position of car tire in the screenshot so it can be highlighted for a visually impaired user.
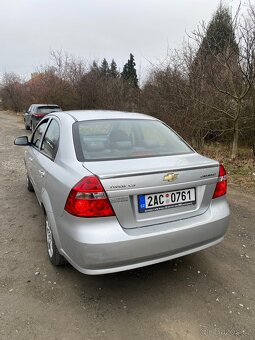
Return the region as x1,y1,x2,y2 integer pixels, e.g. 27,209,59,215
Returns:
24,117,30,130
45,215,67,266
27,175,34,192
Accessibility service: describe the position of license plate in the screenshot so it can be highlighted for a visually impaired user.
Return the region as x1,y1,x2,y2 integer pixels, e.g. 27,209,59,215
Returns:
138,188,196,213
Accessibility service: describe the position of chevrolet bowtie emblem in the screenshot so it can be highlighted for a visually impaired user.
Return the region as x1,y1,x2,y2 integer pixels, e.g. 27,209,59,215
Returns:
163,173,179,182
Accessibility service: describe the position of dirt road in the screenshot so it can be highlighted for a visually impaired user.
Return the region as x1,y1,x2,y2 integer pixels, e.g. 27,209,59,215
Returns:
0,111,254,340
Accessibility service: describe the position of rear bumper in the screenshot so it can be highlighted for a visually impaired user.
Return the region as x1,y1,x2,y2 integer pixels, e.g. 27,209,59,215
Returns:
56,196,230,274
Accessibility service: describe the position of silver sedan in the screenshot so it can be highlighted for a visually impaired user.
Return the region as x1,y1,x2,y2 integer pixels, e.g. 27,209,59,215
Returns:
14,110,230,274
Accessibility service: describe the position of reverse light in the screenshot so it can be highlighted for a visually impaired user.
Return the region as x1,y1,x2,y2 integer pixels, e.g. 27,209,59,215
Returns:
64,176,115,217
212,164,227,199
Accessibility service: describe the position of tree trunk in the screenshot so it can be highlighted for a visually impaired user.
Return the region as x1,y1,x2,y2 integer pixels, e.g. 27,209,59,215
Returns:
231,117,239,160
231,99,242,161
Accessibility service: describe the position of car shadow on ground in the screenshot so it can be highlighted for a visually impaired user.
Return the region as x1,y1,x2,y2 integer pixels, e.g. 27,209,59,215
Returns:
56,252,213,303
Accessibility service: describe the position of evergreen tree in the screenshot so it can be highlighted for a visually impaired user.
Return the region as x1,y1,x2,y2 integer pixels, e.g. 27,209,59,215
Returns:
109,59,118,78
100,58,109,76
200,4,238,57
121,53,139,88
90,60,100,74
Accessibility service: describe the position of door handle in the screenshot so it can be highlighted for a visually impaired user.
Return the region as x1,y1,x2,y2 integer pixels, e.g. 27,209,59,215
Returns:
39,169,45,177
28,157,33,161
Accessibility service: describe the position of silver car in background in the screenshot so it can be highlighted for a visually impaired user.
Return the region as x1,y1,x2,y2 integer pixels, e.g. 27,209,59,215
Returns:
15,110,230,275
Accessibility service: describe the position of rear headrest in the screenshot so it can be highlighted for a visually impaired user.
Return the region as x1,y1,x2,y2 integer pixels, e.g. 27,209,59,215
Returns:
112,141,132,150
84,141,105,151
109,129,129,142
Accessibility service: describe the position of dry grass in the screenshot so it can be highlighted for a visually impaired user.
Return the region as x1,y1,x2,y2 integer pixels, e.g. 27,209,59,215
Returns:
201,144,255,194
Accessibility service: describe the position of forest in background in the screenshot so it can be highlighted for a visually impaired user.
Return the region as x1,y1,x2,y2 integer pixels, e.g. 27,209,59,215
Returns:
1,3,255,161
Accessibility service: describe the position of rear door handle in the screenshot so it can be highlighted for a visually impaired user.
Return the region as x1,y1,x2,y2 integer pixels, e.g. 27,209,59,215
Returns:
28,157,33,161
39,169,45,177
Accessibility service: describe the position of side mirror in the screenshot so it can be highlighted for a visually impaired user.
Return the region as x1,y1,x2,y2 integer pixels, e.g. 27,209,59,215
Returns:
14,136,30,146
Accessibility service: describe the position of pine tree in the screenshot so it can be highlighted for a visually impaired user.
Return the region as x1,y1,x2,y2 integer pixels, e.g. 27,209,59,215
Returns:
200,4,238,58
121,53,139,88
90,60,100,74
100,58,109,76
109,59,118,78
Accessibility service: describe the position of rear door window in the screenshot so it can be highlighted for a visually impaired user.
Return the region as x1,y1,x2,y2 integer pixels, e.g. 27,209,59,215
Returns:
27,105,33,113
41,119,60,160
31,120,49,149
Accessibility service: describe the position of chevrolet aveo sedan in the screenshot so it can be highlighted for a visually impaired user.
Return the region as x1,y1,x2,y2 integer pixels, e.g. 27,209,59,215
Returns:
14,110,230,275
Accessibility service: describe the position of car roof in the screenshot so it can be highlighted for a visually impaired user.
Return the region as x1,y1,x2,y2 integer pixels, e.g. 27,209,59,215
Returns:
52,110,157,122
31,104,60,107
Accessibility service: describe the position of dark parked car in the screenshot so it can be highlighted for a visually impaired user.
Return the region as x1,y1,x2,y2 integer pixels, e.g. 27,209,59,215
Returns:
24,104,62,130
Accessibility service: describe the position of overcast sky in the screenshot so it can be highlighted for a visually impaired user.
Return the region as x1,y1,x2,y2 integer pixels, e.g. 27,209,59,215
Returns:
0,0,241,81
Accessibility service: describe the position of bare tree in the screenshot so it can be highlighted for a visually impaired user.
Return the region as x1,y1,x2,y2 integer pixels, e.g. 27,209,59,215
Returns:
191,4,255,159
0,73,25,111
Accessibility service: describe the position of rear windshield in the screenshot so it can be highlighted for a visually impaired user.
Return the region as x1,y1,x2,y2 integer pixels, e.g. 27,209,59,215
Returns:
73,119,193,161
37,106,61,114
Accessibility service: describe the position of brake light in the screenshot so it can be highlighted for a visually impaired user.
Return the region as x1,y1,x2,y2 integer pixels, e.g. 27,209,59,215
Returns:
33,113,45,118
212,164,227,199
64,176,115,217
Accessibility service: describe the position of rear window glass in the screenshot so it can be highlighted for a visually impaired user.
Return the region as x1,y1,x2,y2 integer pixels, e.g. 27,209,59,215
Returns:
74,119,193,161
37,106,61,114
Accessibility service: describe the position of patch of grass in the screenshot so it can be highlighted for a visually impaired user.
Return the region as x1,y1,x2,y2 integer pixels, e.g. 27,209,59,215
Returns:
201,144,255,194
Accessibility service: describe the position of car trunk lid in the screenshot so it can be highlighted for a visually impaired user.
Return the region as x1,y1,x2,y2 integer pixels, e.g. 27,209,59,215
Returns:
83,153,219,229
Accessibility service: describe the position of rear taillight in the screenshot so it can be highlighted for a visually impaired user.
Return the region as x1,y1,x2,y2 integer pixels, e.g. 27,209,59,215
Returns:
212,164,227,199
64,176,115,217
33,113,45,118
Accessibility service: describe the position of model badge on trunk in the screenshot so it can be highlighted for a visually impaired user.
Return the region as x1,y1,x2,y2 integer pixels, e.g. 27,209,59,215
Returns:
163,173,179,182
